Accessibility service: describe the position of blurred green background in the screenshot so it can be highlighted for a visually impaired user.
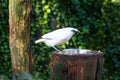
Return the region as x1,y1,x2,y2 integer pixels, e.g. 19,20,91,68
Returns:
0,0,120,80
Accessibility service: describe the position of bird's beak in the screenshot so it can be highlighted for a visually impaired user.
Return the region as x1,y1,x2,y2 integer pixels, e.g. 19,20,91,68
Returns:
77,30,80,33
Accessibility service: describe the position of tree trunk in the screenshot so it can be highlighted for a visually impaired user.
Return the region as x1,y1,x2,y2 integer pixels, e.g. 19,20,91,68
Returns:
50,49,103,80
9,0,32,78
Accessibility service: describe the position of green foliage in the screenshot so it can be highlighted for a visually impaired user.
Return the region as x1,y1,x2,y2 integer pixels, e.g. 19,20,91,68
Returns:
0,0,11,76
102,1,120,79
17,72,33,80
0,75,10,80
0,72,43,80
0,0,120,80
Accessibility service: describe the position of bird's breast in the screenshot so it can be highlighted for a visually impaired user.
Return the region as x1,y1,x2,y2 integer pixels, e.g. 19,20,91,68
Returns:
43,37,70,46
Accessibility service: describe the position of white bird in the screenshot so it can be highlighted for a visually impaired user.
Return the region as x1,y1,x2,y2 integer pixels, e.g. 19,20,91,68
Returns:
35,27,79,51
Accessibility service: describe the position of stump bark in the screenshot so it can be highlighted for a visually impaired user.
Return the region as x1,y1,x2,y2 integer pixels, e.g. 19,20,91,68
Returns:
50,49,103,80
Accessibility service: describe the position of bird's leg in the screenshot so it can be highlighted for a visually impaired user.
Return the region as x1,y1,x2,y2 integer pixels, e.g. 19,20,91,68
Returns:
52,46,61,52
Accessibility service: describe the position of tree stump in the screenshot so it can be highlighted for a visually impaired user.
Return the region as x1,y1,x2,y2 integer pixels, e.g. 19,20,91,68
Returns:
50,49,103,80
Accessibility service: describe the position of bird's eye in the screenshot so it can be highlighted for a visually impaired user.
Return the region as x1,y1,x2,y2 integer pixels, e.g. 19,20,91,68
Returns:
71,30,77,33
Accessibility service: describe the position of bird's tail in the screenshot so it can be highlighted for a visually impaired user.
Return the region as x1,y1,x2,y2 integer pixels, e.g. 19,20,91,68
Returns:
35,39,44,44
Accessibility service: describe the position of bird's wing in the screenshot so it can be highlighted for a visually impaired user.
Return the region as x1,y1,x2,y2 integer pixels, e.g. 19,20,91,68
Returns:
42,28,67,39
